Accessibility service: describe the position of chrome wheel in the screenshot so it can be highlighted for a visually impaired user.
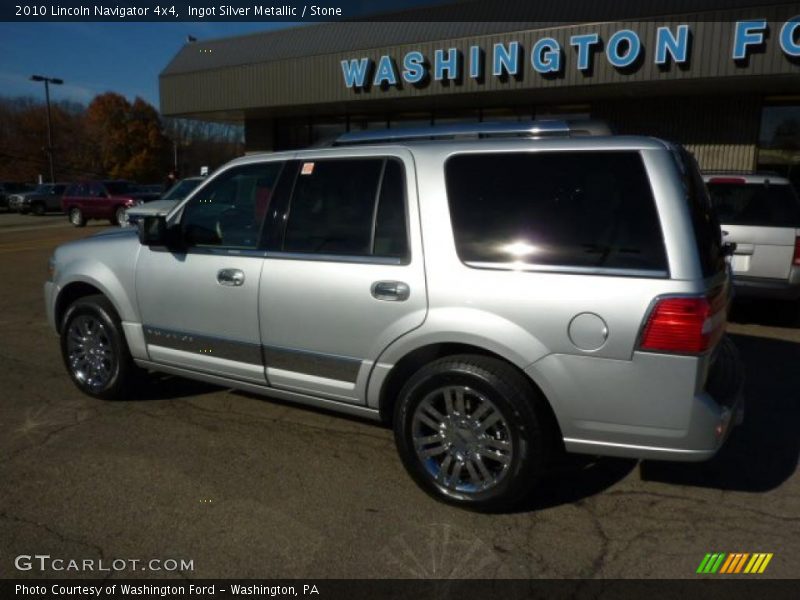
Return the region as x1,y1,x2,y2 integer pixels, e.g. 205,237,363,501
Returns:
69,208,82,225
115,207,127,227
66,315,115,391
412,385,514,494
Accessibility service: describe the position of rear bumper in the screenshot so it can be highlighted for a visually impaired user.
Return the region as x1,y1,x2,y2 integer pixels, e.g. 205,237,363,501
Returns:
532,337,745,462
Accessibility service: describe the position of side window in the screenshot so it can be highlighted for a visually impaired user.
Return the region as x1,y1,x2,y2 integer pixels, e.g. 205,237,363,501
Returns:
180,162,283,250
283,158,409,259
373,159,409,258
445,151,668,272
89,183,105,197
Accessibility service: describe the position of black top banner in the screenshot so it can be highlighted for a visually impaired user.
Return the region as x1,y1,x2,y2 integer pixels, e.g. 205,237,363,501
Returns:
3,0,797,22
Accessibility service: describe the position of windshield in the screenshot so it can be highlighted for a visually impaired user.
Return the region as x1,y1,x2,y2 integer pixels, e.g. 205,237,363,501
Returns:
34,184,52,194
707,182,800,227
105,181,131,195
163,179,202,201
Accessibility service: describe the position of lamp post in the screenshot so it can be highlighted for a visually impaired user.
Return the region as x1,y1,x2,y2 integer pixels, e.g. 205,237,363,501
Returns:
30,75,63,183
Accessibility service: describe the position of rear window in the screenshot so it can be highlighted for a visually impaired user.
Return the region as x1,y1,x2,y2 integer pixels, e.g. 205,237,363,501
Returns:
706,181,800,228
445,151,667,273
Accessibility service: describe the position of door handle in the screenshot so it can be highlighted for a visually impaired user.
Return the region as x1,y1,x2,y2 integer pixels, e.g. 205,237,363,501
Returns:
217,268,245,286
371,281,410,301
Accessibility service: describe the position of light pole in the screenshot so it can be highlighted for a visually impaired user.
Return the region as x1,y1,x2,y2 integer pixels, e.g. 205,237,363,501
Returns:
30,75,63,183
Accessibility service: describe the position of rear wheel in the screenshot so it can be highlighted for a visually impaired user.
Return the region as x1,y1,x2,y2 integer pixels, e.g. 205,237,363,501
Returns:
60,295,138,400
112,206,127,227
393,354,553,511
69,207,85,227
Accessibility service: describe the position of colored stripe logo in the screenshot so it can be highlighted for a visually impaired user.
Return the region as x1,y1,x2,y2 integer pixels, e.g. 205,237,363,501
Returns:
697,552,773,574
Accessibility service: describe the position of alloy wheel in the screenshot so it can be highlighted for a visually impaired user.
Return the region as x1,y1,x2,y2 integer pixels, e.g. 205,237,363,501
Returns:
66,315,116,391
411,385,514,494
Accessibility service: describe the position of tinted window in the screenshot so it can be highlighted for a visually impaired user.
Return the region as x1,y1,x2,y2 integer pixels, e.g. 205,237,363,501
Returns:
373,160,409,258
66,184,85,197
707,182,800,228
53,185,67,195
283,159,383,256
181,162,283,249
163,178,202,201
672,148,725,278
445,152,667,272
105,182,130,195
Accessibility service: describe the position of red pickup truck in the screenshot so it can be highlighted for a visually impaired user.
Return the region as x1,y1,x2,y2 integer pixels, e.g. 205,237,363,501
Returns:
61,180,144,227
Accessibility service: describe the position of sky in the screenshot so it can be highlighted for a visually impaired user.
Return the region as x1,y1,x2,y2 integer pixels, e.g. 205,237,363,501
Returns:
0,1,443,110
0,22,296,107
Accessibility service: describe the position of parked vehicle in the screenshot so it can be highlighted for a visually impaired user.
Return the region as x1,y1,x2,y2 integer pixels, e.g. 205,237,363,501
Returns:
124,177,205,227
704,172,800,301
61,181,144,227
0,182,34,211
46,121,744,510
162,176,203,202
12,183,69,215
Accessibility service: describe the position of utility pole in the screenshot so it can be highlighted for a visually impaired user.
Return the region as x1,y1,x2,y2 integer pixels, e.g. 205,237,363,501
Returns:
30,75,64,183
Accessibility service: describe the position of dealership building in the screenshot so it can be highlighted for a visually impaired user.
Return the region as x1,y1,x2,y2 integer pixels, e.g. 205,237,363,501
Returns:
159,1,800,187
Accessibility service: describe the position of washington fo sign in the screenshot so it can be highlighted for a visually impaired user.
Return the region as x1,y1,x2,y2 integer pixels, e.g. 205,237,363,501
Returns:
340,18,800,88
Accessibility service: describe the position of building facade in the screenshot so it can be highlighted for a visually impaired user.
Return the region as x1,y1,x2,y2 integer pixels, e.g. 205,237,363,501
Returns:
159,2,800,186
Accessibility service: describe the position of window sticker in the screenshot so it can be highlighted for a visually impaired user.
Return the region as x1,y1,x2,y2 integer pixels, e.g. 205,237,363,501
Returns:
301,162,315,175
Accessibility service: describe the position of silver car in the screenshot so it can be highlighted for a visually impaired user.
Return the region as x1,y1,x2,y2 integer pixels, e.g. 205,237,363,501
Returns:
704,173,800,301
45,121,743,510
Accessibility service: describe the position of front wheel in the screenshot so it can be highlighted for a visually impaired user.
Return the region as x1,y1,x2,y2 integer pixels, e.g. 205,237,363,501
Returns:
60,295,138,400
68,207,85,227
393,355,553,512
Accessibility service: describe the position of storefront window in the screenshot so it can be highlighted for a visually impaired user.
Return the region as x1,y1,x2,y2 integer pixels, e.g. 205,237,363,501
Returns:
757,103,800,191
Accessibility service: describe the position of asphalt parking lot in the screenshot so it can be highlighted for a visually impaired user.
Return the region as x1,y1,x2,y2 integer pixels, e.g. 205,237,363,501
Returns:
0,213,798,580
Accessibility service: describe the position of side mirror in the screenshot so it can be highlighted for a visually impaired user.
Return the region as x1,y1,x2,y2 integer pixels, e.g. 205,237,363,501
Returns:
138,215,181,249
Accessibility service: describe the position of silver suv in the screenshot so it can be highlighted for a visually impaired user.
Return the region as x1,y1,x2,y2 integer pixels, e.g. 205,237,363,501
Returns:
704,172,800,301
46,121,743,510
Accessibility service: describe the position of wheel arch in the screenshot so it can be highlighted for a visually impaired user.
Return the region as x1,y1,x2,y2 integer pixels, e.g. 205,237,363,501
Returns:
375,341,564,448
55,277,129,334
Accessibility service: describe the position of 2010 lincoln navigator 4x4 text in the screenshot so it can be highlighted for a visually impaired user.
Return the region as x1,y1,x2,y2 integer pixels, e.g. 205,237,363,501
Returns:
45,121,744,510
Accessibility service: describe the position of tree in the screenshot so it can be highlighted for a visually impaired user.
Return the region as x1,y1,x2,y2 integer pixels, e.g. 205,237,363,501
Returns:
85,92,169,182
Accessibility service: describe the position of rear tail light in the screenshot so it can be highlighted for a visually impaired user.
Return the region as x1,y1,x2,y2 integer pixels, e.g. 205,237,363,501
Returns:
793,237,800,266
639,292,726,354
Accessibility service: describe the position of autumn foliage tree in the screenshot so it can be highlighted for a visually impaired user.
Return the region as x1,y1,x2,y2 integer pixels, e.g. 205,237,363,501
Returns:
85,92,169,182
0,92,244,184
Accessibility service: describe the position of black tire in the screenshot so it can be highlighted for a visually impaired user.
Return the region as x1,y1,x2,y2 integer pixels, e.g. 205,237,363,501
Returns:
69,207,85,227
60,294,138,400
32,202,46,216
112,206,126,227
393,354,554,512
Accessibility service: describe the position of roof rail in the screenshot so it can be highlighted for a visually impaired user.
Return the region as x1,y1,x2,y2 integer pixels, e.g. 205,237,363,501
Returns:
333,119,612,146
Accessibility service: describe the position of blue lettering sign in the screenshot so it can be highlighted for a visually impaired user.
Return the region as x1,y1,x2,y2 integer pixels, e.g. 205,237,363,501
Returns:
733,20,767,60
532,38,561,73
403,51,426,84
570,33,599,71
607,29,641,68
373,55,398,86
340,58,370,88
469,45,482,79
493,42,519,76
655,25,690,64
435,48,460,80
780,16,800,57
